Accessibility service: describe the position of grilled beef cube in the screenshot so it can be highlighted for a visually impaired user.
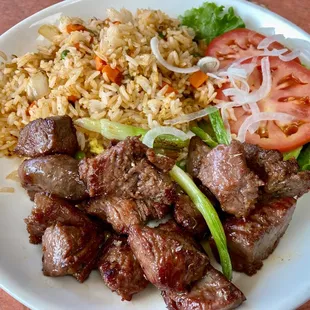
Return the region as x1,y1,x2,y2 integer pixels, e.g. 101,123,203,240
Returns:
213,197,296,276
25,193,92,244
162,264,245,310
244,143,310,198
86,196,170,234
173,194,207,238
146,148,175,172
15,116,78,157
98,236,148,301
42,222,104,282
187,136,211,179
128,220,208,292
198,140,263,218
79,137,176,204
19,155,88,201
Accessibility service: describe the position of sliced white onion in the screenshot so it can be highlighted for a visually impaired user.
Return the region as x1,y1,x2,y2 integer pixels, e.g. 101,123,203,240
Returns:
237,112,295,143
207,73,226,81
257,34,286,50
226,57,272,105
26,72,50,101
279,50,302,61
197,57,220,73
229,48,288,68
142,126,192,148
150,37,199,74
248,102,260,134
164,106,218,126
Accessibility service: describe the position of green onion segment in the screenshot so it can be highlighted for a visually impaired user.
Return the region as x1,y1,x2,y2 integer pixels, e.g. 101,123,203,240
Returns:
169,165,232,280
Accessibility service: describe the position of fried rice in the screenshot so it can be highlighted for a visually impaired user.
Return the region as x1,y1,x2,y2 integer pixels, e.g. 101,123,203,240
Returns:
0,8,217,157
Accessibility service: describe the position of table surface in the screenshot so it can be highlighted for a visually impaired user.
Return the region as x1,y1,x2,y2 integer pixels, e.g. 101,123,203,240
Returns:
0,0,309,309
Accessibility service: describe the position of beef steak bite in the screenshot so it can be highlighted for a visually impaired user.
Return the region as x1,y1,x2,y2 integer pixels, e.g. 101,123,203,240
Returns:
243,143,310,199
173,194,208,238
79,137,176,204
86,196,170,234
146,148,175,172
42,222,105,282
198,140,263,218
213,197,296,276
98,235,148,301
19,155,88,201
15,115,78,157
162,264,245,310
25,193,92,244
128,220,209,292
187,136,211,179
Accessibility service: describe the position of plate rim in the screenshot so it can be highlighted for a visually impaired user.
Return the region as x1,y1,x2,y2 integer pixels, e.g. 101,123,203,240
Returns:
0,0,310,309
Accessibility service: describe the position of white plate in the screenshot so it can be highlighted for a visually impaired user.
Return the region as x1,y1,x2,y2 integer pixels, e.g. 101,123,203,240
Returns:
1,0,310,309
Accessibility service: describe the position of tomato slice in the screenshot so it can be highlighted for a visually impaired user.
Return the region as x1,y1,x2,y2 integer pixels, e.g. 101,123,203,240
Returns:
206,28,300,69
217,57,310,152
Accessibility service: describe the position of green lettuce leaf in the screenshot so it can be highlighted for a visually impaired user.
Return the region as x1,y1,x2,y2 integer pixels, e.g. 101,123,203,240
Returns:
180,2,245,44
298,144,310,171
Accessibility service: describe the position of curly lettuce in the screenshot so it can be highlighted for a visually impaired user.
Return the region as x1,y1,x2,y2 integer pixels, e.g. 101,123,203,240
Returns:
180,2,245,44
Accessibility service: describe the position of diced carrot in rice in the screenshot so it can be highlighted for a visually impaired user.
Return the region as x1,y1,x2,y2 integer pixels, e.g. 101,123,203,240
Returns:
189,71,208,89
66,24,86,33
102,65,123,85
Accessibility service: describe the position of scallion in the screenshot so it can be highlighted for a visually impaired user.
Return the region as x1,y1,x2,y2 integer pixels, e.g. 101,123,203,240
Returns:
209,110,230,145
191,126,218,148
61,49,70,60
169,165,232,280
75,118,189,149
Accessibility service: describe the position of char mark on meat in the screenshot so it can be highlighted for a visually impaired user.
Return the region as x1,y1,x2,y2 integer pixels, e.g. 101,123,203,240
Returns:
98,235,148,301
86,196,170,234
187,136,211,179
198,140,263,218
212,197,296,276
162,264,245,310
173,193,208,238
25,193,93,244
42,222,105,283
19,155,88,201
243,143,310,199
128,220,209,292
79,137,176,204
15,116,78,157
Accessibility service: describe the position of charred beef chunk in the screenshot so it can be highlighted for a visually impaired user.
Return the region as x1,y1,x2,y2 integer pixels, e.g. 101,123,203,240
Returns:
198,140,263,218
244,143,310,198
162,264,245,310
15,116,78,157
19,155,88,201
146,148,175,172
173,194,207,238
187,136,211,179
86,196,170,234
42,222,104,282
25,193,92,244
79,137,176,204
128,220,209,292
98,235,148,301
214,197,296,276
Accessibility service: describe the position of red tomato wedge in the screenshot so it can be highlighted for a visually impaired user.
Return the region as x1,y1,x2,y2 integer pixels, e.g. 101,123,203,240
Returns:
217,57,310,152
206,29,310,152
206,28,300,69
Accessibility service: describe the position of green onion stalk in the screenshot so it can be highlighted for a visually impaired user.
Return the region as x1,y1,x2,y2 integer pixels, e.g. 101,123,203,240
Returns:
169,165,232,280
75,118,189,149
